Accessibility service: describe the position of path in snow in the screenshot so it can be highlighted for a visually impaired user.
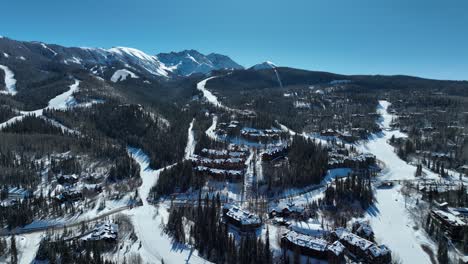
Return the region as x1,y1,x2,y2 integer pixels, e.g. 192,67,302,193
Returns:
205,115,218,140
197,77,254,116
197,77,224,108
359,100,436,263
0,79,81,131
127,147,209,264
0,65,17,95
184,118,196,160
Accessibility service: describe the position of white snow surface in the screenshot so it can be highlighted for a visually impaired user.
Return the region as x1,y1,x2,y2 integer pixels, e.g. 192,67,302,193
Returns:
0,65,17,95
108,47,170,77
110,69,139,82
358,100,437,263
184,118,196,159
197,76,223,108
127,147,210,264
0,79,80,130
251,61,277,70
47,79,80,109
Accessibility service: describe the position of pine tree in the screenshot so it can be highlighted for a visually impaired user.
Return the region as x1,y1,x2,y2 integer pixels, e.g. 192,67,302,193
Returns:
10,235,18,264
437,236,449,264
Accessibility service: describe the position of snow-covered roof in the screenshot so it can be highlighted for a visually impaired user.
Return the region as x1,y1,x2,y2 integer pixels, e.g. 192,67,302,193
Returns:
432,209,467,226
225,205,261,225
334,228,373,251
328,240,345,256
283,230,328,252
367,244,391,258
195,166,243,176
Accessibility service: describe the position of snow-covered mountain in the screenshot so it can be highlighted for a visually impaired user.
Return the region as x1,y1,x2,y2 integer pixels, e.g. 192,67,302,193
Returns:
250,61,277,70
157,49,243,76
0,37,243,82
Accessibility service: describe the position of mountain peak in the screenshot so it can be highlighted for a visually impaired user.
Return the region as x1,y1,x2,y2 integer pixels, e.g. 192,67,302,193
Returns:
250,61,277,70
157,50,243,76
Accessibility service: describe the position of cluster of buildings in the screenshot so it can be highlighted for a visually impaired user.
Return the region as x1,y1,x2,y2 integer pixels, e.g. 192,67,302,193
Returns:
281,225,391,263
83,221,118,242
240,127,285,142
0,186,33,207
332,228,391,263
191,145,249,181
328,151,376,170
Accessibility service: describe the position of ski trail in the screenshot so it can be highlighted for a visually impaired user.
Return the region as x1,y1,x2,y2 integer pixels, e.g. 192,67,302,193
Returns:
184,118,196,160
273,68,283,89
127,147,209,264
0,79,80,131
0,65,17,95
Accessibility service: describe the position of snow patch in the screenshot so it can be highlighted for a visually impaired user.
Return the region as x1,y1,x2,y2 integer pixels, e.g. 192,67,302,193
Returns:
0,65,17,95
110,69,139,82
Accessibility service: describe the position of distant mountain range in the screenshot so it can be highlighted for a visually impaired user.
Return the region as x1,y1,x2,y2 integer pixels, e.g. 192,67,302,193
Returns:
0,36,266,83
156,50,243,76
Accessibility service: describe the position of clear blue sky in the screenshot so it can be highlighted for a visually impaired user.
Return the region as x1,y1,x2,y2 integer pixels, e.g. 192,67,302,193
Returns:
1,0,467,80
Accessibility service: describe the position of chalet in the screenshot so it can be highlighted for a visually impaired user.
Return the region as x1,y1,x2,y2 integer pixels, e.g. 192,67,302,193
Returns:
57,174,79,185
7,187,32,200
84,222,118,242
328,153,376,169
240,127,284,142
269,203,305,219
352,221,374,241
223,205,262,231
366,244,392,264
332,228,391,263
262,145,289,161
195,166,243,181
194,156,246,170
430,207,467,240
327,240,346,264
281,231,329,260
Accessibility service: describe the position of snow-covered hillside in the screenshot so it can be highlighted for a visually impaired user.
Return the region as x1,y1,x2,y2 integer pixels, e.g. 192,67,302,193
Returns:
0,65,17,95
110,69,139,82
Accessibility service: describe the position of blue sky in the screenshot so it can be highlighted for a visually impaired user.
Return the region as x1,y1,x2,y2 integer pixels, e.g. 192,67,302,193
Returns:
1,0,467,80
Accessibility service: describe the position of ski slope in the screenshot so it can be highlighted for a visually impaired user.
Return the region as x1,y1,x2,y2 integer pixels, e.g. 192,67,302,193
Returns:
359,100,436,263
184,119,196,160
0,65,17,95
0,79,80,130
197,76,223,108
127,147,210,264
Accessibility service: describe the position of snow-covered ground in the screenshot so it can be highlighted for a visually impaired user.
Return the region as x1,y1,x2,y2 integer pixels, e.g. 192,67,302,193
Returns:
358,100,437,263
0,79,81,131
0,64,17,95
110,69,139,82
197,77,253,116
127,147,210,264
184,118,196,160
197,76,224,108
